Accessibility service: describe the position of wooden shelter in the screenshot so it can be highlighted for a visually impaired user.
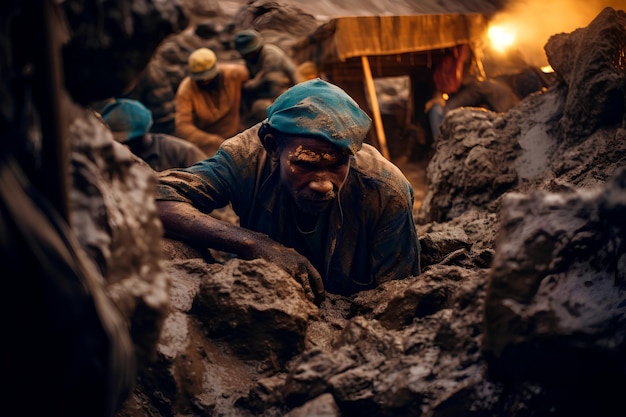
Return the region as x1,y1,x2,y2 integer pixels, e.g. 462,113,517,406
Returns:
292,14,489,158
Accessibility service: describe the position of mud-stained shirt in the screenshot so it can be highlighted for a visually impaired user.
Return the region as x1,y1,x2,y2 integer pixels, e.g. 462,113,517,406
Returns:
244,44,298,99
156,124,421,295
129,133,206,172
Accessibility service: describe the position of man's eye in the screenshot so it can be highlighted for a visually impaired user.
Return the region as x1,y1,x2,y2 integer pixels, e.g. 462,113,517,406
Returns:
292,161,316,171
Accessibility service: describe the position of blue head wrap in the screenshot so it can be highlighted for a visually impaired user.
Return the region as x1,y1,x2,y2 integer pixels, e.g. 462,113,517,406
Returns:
263,78,372,155
101,98,153,142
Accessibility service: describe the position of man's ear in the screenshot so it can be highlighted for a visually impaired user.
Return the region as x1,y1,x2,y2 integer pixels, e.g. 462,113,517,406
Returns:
262,134,280,159
259,124,280,158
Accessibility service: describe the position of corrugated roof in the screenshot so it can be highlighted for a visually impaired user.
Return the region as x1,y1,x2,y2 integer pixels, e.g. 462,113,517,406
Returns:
293,13,488,65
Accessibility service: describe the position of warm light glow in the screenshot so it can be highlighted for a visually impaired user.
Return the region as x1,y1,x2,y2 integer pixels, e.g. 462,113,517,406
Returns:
541,65,554,73
484,1,622,68
488,25,516,53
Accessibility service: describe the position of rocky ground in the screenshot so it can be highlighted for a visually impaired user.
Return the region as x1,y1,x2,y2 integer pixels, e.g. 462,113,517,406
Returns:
114,3,626,417
2,1,625,417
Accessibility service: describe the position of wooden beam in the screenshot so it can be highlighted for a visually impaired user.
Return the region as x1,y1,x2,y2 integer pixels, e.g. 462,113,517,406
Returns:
361,55,390,160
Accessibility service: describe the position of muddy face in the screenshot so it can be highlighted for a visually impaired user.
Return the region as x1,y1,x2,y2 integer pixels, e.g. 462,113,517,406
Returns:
278,136,350,214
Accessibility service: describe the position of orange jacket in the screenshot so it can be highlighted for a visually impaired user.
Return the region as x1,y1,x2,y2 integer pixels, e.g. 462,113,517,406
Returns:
175,63,249,156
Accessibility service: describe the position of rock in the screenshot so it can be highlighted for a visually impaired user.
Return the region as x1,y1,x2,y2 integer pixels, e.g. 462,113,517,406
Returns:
231,0,320,53
350,275,457,330
69,105,170,369
284,393,341,417
545,7,626,142
485,179,626,366
483,168,626,415
1,1,186,415
418,108,519,223
419,226,472,267
193,258,319,365
282,348,357,407
62,0,188,104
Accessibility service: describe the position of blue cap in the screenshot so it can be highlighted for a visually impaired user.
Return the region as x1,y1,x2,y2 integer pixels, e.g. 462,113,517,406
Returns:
265,78,372,155
234,29,264,56
101,98,153,142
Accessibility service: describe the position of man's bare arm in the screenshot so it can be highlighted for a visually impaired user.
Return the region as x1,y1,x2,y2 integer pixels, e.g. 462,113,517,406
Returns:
157,200,324,303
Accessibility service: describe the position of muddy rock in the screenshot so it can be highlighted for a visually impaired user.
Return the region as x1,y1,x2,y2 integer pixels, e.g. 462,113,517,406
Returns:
62,0,188,105
231,0,320,53
68,102,169,368
268,261,489,416
417,108,519,223
1,1,188,415
418,226,473,267
545,7,626,142
419,7,626,226
193,258,319,364
284,393,341,417
482,168,626,415
61,0,191,375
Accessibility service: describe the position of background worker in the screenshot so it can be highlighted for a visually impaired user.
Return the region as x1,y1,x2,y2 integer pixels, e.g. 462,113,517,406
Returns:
234,29,298,127
156,79,421,300
175,47,249,157
101,98,206,171
426,44,550,140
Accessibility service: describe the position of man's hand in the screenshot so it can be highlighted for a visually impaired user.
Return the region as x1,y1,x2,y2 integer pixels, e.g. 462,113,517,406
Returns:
157,201,325,304
243,70,265,92
243,233,325,305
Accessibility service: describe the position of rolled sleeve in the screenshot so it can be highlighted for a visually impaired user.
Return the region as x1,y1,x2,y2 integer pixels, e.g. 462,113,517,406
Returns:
156,125,268,215
156,164,230,214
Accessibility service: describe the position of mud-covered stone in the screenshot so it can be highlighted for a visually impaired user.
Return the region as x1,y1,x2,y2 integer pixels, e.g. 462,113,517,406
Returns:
419,226,472,267
545,7,626,142
284,393,341,417
193,258,319,364
61,0,188,104
483,169,626,415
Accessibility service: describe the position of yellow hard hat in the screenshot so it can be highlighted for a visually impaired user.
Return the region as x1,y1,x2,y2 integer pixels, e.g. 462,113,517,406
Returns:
188,48,218,81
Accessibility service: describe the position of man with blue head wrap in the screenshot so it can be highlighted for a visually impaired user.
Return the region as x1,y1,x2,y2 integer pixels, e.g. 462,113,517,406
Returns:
156,79,421,301
101,98,205,171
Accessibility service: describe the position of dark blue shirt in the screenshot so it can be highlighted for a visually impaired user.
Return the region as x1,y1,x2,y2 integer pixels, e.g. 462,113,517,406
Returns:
156,125,420,295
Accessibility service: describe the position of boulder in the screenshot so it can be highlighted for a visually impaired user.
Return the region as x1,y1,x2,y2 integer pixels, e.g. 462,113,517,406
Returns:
193,258,319,364
545,7,626,142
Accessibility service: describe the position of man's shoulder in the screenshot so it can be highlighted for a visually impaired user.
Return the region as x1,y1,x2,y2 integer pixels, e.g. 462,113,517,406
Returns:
352,144,400,173
151,133,200,149
351,144,413,195
219,63,249,79
176,77,194,96
219,62,247,71
178,76,192,87
262,44,291,61
220,124,266,156
263,43,285,54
